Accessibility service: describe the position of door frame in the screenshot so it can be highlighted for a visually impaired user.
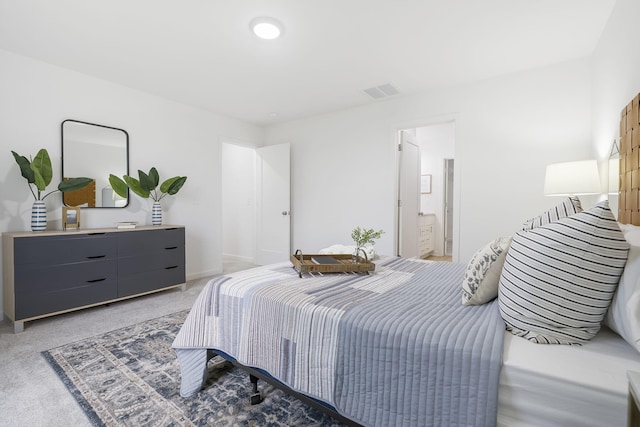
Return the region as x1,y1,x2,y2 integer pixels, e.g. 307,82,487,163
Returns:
392,115,460,261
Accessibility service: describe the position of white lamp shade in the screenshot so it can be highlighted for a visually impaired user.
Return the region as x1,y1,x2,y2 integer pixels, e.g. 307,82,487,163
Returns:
544,160,601,196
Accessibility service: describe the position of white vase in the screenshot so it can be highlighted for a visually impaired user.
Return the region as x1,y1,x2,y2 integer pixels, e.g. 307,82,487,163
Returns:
31,200,46,232
152,201,162,226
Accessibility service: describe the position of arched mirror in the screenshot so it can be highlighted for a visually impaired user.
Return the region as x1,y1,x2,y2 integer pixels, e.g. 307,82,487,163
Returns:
61,119,129,208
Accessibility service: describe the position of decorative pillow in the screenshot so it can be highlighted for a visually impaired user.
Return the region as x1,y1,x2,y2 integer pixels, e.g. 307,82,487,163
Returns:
604,224,640,352
521,196,582,231
462,236,512,306
499,201,629,345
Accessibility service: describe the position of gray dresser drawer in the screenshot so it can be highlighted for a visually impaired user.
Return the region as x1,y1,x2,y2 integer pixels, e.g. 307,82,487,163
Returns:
15,273,118,319
118,265,186,297
15,259,118,319
14,233,117,265
14,259,118,295
117,228,184,256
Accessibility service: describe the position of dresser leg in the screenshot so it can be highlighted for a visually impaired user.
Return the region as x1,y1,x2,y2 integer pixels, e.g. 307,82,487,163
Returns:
13,320,24,334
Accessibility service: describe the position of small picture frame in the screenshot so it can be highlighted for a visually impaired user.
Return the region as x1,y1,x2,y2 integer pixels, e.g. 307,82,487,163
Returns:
62,206,81,230
421,174,432,194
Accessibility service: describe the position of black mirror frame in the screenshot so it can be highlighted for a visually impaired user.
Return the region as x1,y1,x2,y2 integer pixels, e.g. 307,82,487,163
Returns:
61,119,130,208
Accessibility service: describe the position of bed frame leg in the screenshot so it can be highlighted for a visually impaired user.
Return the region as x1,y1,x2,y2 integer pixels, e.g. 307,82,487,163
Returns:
249,374,263,405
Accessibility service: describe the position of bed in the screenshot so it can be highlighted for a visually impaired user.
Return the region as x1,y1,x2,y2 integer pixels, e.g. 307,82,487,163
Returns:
173,198,640,427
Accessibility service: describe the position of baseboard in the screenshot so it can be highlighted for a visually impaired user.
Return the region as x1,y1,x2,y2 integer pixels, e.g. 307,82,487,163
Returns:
222,254,255,263
186,269,220,282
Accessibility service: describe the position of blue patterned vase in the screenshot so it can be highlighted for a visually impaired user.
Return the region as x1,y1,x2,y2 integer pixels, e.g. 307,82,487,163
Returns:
31,200,47,232
152,201,162,226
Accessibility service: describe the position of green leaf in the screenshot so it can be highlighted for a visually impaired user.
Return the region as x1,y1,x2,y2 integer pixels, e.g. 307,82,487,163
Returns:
31,167,47,192
160,176,187,195
123,175,150,198
30,149,52,189
138,170,156,192
351,226,384,247
148,167,159,188
108,174,129,199
11,151,35,183
59,177,93,192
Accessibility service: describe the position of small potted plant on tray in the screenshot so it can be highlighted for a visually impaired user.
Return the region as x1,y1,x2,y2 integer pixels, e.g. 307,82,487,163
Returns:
351,226,384,263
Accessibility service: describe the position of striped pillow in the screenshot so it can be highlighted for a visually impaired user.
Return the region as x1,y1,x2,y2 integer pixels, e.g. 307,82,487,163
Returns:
522,196,582,230
498,201,629,345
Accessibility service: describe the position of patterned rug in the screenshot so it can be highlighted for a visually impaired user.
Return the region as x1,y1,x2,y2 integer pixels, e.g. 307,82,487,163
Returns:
43,310,346,427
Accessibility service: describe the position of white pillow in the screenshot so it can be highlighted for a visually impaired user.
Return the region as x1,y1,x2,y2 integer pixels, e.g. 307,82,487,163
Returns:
521,196,582,231
462,236,512,306
499,201,629,345
605,224,640,352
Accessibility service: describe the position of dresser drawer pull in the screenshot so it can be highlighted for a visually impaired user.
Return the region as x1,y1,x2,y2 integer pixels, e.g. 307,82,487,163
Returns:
86,255,106,259
164,246,178,250
86,278,107,283
165,265,179,270
88,232,106,236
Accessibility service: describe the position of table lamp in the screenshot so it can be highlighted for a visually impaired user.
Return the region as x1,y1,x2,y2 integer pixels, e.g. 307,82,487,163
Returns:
543,160,601,196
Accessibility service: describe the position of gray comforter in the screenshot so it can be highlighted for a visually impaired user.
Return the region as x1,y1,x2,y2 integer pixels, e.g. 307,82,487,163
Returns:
173,257,504,427
334,259,504,426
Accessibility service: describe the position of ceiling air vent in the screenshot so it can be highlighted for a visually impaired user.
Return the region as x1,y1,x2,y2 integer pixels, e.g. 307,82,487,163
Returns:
363,83,400,100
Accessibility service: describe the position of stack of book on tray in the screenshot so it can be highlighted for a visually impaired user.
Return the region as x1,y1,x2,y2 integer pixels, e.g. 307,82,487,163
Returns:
116,221,138,229
310,255,342,265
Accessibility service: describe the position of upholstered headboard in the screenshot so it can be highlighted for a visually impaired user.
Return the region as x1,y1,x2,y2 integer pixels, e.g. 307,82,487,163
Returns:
618,93,640,225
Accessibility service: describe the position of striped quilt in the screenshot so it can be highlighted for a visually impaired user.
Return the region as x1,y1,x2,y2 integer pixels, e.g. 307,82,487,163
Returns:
172,257,504,426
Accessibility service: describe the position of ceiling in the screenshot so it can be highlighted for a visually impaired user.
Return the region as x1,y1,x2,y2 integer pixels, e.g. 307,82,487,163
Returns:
0,0,616,126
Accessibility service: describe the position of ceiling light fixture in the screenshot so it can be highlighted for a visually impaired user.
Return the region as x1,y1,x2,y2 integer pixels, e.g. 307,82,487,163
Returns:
250,17,284,40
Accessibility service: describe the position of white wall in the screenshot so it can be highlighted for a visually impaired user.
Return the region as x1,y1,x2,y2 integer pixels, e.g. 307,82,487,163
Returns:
265,58,594,262
0,49,262,318
591,0,640,170
416,122,455,256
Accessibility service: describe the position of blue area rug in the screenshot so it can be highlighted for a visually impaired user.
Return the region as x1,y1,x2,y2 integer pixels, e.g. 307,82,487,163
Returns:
43,310,345,426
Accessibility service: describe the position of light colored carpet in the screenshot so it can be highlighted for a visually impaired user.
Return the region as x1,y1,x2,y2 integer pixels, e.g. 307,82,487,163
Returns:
0,260,256,427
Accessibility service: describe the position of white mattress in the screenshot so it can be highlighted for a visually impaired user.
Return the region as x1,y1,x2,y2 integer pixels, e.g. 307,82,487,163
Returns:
497,326,640,427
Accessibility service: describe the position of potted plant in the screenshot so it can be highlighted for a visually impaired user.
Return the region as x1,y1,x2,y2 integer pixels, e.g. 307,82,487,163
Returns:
109,167,187,225
351,226,384,262
12,149,93,231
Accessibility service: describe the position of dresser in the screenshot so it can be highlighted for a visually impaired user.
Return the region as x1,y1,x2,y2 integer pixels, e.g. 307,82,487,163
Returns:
418,214,435,258
2,225,185,333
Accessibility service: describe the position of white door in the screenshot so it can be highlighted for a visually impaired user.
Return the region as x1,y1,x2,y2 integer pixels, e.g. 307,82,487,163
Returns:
398,131,420,258
256,143,291,265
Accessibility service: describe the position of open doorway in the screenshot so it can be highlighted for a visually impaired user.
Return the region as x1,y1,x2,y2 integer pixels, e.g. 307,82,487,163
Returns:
221,142,256,265
221,142,292,268
397,122,455,260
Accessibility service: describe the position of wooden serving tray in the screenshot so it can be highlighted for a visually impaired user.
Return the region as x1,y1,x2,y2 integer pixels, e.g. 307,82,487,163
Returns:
290,249,375,278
